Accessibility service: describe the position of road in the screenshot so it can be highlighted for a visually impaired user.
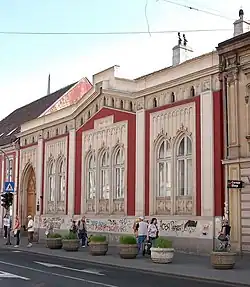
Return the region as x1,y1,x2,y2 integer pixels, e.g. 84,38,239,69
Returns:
0,247,242,287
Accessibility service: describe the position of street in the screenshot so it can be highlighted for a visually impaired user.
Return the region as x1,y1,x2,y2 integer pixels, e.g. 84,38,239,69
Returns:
0,248,243,287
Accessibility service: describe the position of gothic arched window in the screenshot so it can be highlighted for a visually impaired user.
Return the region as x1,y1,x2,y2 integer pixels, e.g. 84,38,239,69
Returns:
113,147,125,199
48,161,55,202
86,154,96,199
57,160,66,202
176,136,192,196
100,151,110,199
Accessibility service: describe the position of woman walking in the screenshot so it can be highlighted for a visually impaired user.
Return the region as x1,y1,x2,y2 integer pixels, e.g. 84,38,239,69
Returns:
13,216,21,247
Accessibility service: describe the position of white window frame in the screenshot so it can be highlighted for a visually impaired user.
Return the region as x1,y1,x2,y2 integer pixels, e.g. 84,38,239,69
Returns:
176,136,192,197
113,147,125,199
86,154,96,200
156,140,172,197
57,159,66,202
99,151,110,200
48,161,56,202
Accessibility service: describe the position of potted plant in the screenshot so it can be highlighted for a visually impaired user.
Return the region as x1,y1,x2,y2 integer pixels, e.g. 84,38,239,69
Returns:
46,233,62,249
150,237,174,264
119,235,138,259
89,235,108,256
210,247,236,269
62,232,80,252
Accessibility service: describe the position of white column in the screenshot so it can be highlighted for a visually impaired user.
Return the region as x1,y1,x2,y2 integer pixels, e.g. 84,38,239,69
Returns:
36,138,43,215
13,150,19,220
67,128,76,216
200,90,214,216
135,109,145,216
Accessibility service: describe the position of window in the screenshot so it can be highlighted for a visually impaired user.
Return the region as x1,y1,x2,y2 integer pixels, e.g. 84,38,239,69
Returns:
157,140,171,197
88,111,91,119
103,97,107,106
55,129,58,136
171,92,175,103
153,98,157,108
176,136,192,196
190,86,195,97
120,100,124,109
129,101,133,111
48,162,55,201
80,117,83,125
100,151,110,199
95,104,98,112
6,159,13,182
113,148,125,199
111,98,115,107
86,154,96,199
65,125,68,133
58,160,66,202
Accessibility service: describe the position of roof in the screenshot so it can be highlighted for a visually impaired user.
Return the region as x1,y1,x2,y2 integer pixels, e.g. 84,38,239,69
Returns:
0,82,76,146
217,31,250,50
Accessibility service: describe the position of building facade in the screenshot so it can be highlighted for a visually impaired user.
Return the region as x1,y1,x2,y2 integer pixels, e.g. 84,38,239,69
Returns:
217,30,250,252
12,48,224,252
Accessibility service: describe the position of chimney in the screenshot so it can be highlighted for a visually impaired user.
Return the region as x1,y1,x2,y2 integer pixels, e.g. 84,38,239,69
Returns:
172,32,193,66
233,9,250,37
47,74,51,95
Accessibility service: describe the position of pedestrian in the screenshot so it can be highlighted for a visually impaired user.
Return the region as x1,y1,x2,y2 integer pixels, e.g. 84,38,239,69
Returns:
13,215,21,247
147,217,159,247
135,216,148,255
70,220,78,234
3,214,10,239
78,216,87,247
27,215,34,247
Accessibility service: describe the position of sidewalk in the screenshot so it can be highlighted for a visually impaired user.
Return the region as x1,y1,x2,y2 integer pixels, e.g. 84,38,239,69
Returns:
1,238,250,286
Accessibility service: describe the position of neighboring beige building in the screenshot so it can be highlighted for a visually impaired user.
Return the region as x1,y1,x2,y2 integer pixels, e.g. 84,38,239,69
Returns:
217,9,250,252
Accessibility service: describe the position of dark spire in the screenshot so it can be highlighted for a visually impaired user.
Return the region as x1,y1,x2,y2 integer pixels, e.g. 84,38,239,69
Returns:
47,74,51,95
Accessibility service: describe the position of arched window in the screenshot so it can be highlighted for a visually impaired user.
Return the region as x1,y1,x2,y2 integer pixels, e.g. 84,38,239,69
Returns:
58,160,66,202
103,97,107,106
80,117,83,125
120,100,124,109
48,161,55,202
171,92,175,103
86,154,96,199
111,98,115,107
95,104,98,112
87,110,91,119
113,147,125,199
190,86,195,97
153,98,157,108
100,151,110,199
176,136,192,196
157,140,171,197
129,101,133,111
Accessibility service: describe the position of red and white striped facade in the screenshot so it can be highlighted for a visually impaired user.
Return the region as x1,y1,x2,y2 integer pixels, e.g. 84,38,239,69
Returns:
1,51,225,251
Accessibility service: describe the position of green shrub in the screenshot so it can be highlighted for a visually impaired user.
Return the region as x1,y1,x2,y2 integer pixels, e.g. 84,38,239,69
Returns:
119,235,137,245
63,232,78,240
47,233,62,239
154,237,172,248
90,235,106,242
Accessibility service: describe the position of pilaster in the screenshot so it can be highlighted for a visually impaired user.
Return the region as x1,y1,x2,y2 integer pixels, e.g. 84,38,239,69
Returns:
67,121,76,216
200,89,214,216
36,136,43,216
135,101,145,216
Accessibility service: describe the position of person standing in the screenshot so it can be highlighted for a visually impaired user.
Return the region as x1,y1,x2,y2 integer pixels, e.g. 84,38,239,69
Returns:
135,216,148,255
147,217,159,247
3,214,9,239
27,215,34,247
13,216,21,247
78,217,87,247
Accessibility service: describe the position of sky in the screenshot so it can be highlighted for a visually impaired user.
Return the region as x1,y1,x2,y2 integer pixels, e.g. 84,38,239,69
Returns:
0,0,249,120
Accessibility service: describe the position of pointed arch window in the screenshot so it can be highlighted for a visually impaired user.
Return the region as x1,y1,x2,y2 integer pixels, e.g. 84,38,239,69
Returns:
176,136,192,196
86,154,96,199
157,140,171,197
100,151,110,199
58,159,66,202
113,147,125,199
48,161,56,202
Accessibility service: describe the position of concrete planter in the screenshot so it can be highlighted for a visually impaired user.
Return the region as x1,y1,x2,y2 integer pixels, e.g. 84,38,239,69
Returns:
89,242,108,256
119,244,138,259
150,247,175,263
210,252,236,269
62,239,80,252
46,238,62,249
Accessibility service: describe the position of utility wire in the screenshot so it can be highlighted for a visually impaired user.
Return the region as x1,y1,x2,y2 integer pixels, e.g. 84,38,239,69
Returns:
0,28,231,36
157,0,234,21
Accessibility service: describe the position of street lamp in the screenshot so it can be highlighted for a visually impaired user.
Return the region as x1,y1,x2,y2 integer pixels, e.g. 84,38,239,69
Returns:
0,148,13,245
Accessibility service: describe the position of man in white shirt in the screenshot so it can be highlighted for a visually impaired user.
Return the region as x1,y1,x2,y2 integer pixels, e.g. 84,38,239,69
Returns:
27,215,34,247
3,214,10,239
135,216,148,255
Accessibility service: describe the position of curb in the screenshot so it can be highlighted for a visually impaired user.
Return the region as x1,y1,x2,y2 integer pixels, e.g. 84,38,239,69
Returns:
3,246,250,287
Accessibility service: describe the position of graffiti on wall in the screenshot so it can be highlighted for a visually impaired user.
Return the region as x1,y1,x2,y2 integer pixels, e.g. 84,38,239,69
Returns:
86,218,133,233
159,219,212,238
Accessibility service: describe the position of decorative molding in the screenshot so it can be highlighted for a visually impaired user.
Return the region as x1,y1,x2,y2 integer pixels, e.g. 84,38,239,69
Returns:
136,98,145,111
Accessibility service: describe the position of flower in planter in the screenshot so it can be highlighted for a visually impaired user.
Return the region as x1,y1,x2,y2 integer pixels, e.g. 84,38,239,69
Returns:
47,233,62,239
63,232,79,240
89,235,107,243
119,235,137,245
154,237,172,248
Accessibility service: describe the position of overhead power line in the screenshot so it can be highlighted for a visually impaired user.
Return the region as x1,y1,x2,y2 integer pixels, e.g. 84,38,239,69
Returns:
0,28,231,36
158,0,234,21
